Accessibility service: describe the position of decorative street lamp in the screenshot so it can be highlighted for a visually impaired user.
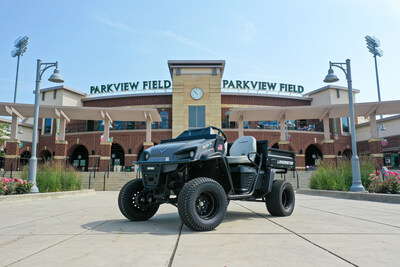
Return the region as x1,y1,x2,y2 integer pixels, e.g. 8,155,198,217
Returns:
365,35,385,135
323,59,365,192
11,36,29,103
28,59,64,193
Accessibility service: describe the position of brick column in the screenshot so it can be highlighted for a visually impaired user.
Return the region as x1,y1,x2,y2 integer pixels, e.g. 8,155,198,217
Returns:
278,141,290,151
125,154,137,167
53,140,68,166
368,138,383,167
296,154,305,170
99,142,112,171
143,142,154,150
4,139,20,171
322,139,336,166
89,155,100,171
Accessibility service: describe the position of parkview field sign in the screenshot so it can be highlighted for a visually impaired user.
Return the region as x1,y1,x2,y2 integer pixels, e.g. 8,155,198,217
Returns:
223,80,304,93
90,80,172,94
90,80,304,95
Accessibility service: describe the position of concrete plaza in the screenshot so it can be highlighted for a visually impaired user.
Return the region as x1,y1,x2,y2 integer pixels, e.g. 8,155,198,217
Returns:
1,191,400,266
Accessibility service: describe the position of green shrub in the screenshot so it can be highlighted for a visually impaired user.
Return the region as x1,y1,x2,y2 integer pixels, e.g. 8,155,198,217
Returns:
21,162,82,192
309,157,375,191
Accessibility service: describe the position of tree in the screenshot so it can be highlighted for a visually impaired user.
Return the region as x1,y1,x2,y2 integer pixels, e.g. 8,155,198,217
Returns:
0,123,10,158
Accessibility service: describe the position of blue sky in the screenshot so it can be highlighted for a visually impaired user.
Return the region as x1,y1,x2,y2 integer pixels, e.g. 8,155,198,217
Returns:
1,0,399,104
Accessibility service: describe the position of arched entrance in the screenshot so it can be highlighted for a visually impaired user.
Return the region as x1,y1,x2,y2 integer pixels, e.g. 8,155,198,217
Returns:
20,151,31,167
111,143,125,171
271,143,279,149
39,150,52,163
69,145,89,171
305,144,322,169
342,149,352,160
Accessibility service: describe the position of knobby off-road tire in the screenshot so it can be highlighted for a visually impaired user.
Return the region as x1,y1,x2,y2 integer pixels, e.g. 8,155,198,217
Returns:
178,178,228,231
265,180,295,216
118,179,159,221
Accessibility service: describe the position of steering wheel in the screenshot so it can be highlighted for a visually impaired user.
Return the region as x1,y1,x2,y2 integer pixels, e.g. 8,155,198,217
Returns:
210,126,227,143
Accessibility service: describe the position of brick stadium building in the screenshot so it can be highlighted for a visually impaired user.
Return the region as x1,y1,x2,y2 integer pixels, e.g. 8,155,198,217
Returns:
2,60,400,173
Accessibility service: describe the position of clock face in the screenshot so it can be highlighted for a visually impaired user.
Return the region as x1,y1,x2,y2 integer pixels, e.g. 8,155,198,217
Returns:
190,88,203,100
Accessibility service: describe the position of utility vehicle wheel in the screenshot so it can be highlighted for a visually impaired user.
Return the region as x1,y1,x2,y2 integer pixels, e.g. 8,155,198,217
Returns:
265,180,295,216
178,178,228,231
118,179,159,221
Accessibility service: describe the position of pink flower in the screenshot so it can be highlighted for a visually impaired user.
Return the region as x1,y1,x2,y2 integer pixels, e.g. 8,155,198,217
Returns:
376,172,380,175
19,179,23,184
14,179,18,182
4,178,9,183
393,172,399,176
24,180,27,184
2,186,6,190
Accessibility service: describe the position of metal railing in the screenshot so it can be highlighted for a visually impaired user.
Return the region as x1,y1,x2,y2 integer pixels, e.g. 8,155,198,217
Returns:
103,160,110,191
88,157,100,189
2,156,20,178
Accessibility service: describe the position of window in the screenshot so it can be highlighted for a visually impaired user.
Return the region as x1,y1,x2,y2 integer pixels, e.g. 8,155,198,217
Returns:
96,120,104,131
160,111,168,129
341,117,349,134
114,121,124,130
223,110,236,129
53,90,57,99
189,106,205,129
42,92,45,101
87,120,95,131
333,118,339,137
44,118,52,134
127,121,135,129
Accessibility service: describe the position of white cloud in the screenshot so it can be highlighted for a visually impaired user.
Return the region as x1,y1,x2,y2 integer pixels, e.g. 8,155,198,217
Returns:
160,30,220,55
93,16,139,34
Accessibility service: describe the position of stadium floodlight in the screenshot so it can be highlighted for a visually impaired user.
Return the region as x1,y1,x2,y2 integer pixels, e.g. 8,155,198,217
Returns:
365,35,384,136
11,36,29,103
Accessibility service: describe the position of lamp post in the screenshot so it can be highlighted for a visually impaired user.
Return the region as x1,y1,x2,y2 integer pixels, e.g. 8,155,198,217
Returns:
323,59,365,192
365,35,385,135
11,36,29,103
28,59,64,193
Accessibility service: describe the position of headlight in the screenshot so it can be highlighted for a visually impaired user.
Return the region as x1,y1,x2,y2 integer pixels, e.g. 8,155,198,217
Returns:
174,149,196,160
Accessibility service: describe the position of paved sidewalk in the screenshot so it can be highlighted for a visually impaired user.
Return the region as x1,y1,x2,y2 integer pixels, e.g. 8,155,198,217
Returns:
1,192,400,266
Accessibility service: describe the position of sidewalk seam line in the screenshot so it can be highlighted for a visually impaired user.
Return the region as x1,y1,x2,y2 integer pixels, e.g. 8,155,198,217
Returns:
4,216,119,267
168,222,183,267
235,202,358,267
299,205,400,229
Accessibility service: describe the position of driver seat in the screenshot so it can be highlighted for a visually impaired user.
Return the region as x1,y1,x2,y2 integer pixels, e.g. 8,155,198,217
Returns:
226,136,257,165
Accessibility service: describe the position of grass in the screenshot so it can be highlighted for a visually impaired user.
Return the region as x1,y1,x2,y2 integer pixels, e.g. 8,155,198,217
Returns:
309,157,375,191
21,162,82,192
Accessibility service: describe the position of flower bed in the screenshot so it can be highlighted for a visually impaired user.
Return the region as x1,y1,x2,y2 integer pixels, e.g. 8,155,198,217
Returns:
0,177,33,195
368,171,400,194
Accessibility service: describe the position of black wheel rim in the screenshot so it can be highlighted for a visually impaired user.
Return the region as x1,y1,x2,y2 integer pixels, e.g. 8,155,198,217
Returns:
281,187,292,210
132,190,150,211
196,192,218,220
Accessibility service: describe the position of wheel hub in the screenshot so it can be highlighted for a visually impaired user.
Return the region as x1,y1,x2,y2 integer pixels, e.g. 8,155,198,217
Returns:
195,192,218,219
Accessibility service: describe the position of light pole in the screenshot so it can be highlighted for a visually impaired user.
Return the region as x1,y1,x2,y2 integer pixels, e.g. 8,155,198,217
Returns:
323,59,365,192
11,36,29,103
28,59,64,193
365,35,385,136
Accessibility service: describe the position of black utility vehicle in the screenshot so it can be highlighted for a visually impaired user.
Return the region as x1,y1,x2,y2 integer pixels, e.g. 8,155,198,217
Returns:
118,127,296,231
